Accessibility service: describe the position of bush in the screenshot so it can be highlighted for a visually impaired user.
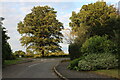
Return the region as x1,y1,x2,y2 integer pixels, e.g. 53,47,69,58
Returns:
44,52,69,58
68,43,81,60
78,53,118,71
34,54,42,58
24,53,34,58
68,56,84,70
81,35,117,54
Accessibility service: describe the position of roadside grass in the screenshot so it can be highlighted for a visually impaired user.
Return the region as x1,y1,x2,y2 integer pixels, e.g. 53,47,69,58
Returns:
91,69,120,79
4,58,24,65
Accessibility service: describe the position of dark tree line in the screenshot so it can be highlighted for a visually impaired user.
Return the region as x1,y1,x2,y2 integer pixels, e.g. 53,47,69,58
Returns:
0,17,14,64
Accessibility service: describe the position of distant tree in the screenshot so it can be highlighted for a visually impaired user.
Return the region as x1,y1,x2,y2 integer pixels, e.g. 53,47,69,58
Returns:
14,50,25,57
17,6,64,56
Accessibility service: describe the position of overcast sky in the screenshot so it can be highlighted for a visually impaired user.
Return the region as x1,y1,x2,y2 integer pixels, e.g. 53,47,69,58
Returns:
0,0,119,53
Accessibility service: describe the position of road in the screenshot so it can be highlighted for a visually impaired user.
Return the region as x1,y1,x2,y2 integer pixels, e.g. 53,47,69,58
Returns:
2,58,66,79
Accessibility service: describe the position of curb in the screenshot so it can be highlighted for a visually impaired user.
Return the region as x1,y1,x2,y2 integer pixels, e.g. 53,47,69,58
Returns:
53,60,69,80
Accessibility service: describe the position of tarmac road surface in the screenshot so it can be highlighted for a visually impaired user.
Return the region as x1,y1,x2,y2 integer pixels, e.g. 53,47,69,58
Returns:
2,58,66,79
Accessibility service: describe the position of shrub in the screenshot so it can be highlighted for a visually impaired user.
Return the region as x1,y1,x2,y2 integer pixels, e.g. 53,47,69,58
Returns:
68,43,81,60
68,56,84,70
78,53,118,71
24,53,34,58
44,52,69,57
34,54,41,58
81,35,117,54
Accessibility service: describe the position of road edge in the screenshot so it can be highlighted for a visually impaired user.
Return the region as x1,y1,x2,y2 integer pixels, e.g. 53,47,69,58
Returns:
53,60,69,80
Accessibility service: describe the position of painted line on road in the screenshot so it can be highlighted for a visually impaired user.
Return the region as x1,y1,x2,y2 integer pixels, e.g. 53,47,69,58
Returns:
28,63,40,68
28,60,47,68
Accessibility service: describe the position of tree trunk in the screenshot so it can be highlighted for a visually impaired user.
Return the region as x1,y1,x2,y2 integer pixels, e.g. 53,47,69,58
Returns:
42,50,44,57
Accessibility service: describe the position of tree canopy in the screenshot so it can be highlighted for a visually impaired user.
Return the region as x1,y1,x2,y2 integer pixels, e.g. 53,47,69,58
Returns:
69,1,120,39
17,6,64,56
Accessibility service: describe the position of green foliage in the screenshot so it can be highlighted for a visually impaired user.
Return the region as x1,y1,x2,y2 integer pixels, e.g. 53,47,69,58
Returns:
1,17,15,64
34,54,42,58
44,52,69,58
4,59,23,66
68,58,82,70
68,53,118,71
68,43,81,60
17,6,63,57
68,1,120,61
68,1,120,72
14,50,25,57
69,1,119,39
81,35,117,54
24,54,34,58
78,53,118,71
3,43,15,60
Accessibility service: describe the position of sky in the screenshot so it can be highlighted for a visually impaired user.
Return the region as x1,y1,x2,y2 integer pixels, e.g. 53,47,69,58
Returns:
0,0,119,53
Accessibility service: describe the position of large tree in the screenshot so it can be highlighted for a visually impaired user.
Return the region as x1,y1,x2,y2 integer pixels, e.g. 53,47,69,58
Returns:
17,6,64,56
69,1,120,39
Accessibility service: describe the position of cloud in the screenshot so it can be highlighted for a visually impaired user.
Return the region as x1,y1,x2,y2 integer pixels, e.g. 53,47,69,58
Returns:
57,13,72,29
0,7,3,16
19,4,53,18
74,8,81,13
20,6,32,15
59,43,69,53
0,0,120,2
8,35,26,52
0,3,25,52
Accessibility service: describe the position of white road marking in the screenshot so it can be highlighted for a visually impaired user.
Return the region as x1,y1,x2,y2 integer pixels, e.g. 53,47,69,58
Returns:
28,59,56,68
51,59,55,60
40,59,43,60
28,63,40,68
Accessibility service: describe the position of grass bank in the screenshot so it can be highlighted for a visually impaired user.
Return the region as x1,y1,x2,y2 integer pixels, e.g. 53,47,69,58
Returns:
91,69,120,79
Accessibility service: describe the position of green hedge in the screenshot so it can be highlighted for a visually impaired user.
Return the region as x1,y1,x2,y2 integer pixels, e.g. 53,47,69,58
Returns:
68,43,81,60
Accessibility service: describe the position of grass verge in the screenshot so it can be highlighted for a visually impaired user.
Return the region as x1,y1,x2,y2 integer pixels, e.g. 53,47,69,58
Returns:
91,69,120,79
4,58,24,66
